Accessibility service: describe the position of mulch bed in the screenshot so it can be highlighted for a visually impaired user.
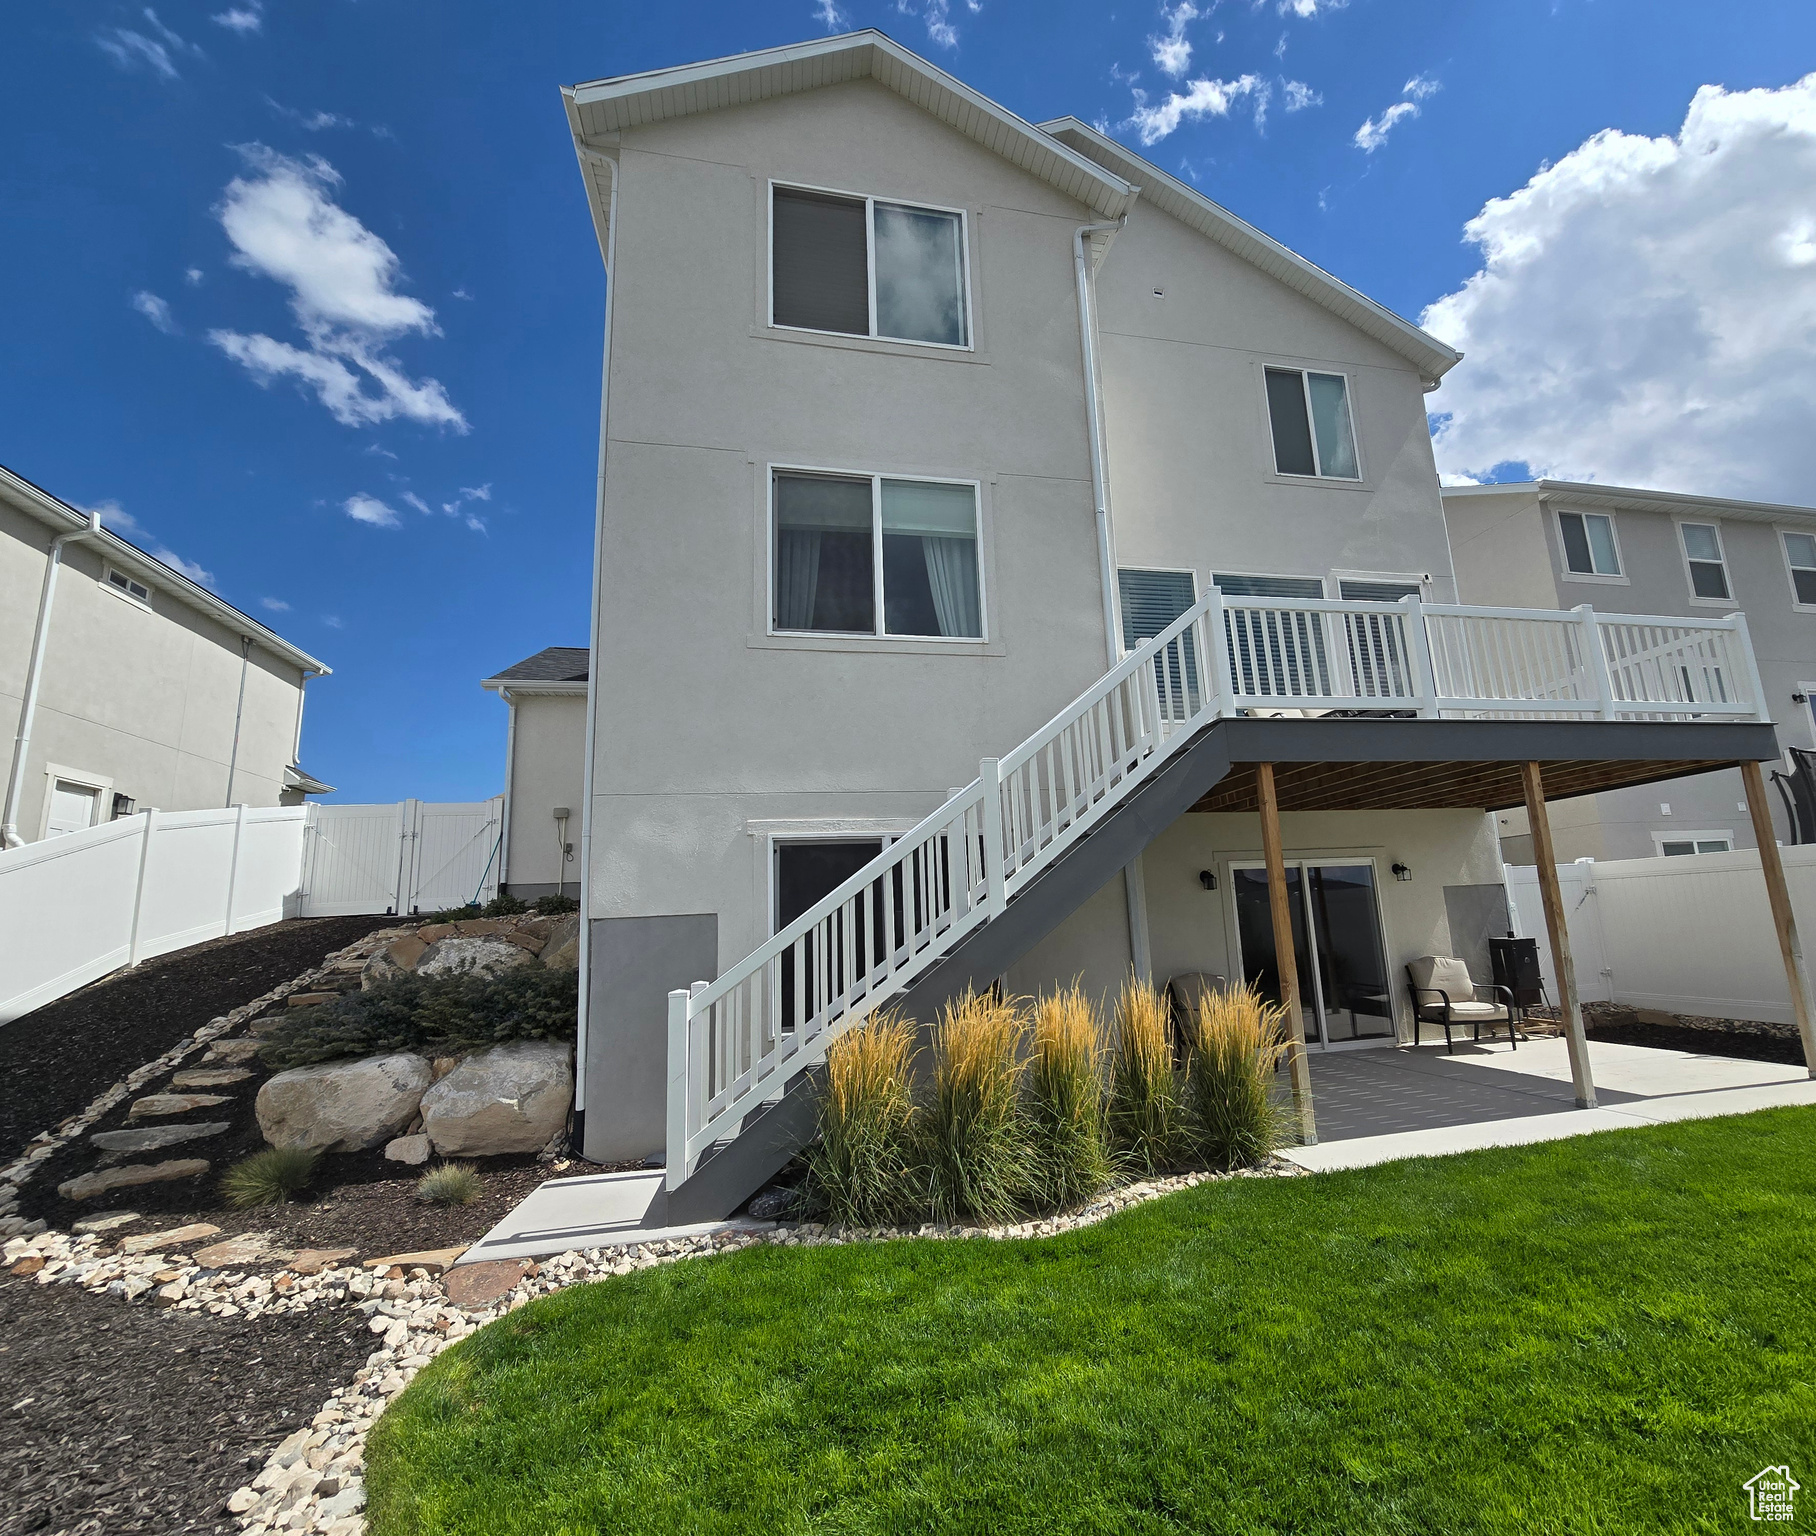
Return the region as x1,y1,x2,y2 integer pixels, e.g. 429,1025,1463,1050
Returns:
0,917,400,1169
0,1272,373,1536
1583,1017,1808,1067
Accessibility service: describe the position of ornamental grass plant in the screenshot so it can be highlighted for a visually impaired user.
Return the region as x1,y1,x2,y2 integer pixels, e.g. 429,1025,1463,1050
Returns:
221,1145,320,1208
923,989,1036,1224
1184,984,1287,1169
1026,983,1112,1210
804,1010,920,1225
1108,976,1186,1173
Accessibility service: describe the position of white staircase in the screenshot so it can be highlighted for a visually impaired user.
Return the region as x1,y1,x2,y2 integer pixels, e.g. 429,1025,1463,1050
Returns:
666,590,1766,1191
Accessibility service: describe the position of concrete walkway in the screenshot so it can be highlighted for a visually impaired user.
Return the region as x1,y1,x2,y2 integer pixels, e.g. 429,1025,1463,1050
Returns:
1282,1037,1816,1173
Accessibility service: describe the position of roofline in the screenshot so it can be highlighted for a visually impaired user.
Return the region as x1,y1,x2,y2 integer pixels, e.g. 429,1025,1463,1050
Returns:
481,678,589,696
1440,478,1816,526
1038,116,1462,383
562,31,1136,220
0,463,332,675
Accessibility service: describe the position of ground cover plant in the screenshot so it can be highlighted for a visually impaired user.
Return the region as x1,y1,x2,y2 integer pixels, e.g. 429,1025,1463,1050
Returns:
256,964,577,1070
366,1107,1816,1535
221,1145,321,1208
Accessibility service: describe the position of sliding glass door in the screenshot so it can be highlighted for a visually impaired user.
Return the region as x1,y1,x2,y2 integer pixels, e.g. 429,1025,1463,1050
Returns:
1232,861,1394,1045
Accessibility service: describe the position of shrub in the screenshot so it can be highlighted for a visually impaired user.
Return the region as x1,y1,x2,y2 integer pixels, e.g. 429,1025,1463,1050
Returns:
1108,976,1186,1173
923,990,1036,1224
416,1162,482,1206
1184,985,1287,1169
531,893,580,915
222,1145,320,1208
804,1011,920,1225
1026,983,1111,1210
258,964,578,1070
481,894,528,918
417,902,481,925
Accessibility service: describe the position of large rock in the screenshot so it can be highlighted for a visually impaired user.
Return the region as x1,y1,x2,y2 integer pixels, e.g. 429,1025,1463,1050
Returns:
421,1041,573,1155
361,933,429,990
92,1121,230,1154
59,1159,211,1201
416,935,533,982
540,913,581,970
256,1053,433,1152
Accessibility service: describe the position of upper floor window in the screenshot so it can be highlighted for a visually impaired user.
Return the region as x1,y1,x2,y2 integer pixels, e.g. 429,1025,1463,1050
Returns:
770,185,970,349
1679,521,1730,600
1118,568,1195,648
1264,367,1358,480
104,567,151,604
772,470,982,640
1782,530,1816,606
1557,510,1621,576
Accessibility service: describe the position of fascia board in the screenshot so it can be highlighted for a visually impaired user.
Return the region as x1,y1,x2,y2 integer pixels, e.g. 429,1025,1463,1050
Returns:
1444,479,1816,527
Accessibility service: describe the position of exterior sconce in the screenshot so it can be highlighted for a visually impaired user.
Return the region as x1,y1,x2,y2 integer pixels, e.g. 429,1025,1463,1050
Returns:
1391,862,1412,882
1198,869,1217,891
1794,693,1808,705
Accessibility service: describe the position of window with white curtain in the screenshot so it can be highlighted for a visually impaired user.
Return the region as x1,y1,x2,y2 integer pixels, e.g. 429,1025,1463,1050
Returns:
1264,367,1359,479
772,470,982,639
771,185,970,348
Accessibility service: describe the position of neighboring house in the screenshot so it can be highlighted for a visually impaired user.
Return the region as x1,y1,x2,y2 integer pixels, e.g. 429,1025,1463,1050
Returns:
556,32,1791,1217
1,463,331,848
481,646,587,899
1443,480,1816,863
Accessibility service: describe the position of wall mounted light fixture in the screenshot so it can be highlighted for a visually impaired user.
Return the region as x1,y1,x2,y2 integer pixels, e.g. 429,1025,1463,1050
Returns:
1391,862,1412,882
1198,869,1217,891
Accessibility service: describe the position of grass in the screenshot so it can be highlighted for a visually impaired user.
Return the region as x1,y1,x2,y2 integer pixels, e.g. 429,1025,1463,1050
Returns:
803,1010,920,1225
1026,983,1112,1209
923,989,1035,1224
366,1107,1816,1535
220,1145,319,1207
1108,975,1186,1172
1183,984,1287,1169
415,1162,481,1206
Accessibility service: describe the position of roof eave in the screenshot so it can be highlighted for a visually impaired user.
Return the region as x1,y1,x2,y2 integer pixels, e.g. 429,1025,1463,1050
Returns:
1443,478,1816,525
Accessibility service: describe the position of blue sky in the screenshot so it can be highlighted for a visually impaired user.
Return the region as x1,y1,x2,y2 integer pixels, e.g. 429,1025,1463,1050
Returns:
5,1,1814,802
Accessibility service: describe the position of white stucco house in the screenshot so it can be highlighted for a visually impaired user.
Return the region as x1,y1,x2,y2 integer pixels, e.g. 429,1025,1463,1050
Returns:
549,32,1802,1224
482,646,587,899
1,463,332,850
1444,479,1816,863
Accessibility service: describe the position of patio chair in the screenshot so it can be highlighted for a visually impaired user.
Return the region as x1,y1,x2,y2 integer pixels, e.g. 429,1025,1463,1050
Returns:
1404,955,1520,1054
1167,972,1227,1067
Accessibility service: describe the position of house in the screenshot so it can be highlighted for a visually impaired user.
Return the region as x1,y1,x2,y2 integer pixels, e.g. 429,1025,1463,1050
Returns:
556,32,1803,1222
481,646,587,899
1443,480,1816,862
1,463,331,849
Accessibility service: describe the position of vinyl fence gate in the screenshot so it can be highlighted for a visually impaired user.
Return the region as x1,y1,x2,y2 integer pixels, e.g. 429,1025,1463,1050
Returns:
298,797,503,917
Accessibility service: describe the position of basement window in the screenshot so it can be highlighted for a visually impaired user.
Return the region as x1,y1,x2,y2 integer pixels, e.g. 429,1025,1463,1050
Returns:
1264,367,1358,480
771,184,970,348
1659,836,1732,856
105,567,151,604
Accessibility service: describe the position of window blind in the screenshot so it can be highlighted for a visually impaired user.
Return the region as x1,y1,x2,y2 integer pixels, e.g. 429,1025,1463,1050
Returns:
1337,579,1421,602
772,188,868,335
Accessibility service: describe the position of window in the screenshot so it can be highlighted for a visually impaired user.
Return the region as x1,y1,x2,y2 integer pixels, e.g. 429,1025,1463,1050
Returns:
771,185,969,348
1338,579,1422,602
1557,511,1621,576
774,838,886,1030
1659,836,1732,856
1118,568,1195,648
1679,522,1730,600
1211,573,1324,599
1783,531,1816,606
105,567,151,603
1264,367,1358,479
772,471,982,639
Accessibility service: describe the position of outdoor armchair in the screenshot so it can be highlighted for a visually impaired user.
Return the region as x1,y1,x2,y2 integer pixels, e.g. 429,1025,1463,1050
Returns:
1404,955,1520,1053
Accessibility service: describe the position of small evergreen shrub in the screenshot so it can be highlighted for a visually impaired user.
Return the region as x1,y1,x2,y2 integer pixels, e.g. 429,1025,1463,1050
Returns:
804,1011,920,1225
481,894,528,917
1026,983,1111,1210
923,990,1036,1224
1108,976,1186,1173
416,1162,482,1206
1184,985,1286,1169
531,893,580,915
222,1145,320,1208
258,964,577,1070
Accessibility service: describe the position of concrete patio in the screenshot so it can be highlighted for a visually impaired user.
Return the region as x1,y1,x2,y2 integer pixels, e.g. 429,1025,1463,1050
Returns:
1284,1036,1816,1173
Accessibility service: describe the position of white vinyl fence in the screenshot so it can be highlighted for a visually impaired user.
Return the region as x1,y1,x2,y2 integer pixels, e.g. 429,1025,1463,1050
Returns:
1506,845,1816,1025
0,796,502,1025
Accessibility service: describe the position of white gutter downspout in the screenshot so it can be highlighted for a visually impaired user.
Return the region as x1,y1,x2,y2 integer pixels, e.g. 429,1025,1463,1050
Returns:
573,143,619,1153
498,686,517,895
224,635,253,807
3,508,101,849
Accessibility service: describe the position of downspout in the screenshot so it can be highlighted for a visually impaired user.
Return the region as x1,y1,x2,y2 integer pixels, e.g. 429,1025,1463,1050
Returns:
289,668,315,770
3,508,101,849
573,143,620,1153
498,687,517,894
224,635,253,807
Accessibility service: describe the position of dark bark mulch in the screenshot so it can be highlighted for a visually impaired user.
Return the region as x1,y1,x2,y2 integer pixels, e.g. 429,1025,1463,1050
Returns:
0,1273,372,1536
1,917,401,1169
1583,1018,1809,1067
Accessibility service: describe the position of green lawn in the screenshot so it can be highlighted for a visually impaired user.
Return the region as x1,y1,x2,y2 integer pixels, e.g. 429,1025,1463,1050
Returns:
368,1108,1816,1535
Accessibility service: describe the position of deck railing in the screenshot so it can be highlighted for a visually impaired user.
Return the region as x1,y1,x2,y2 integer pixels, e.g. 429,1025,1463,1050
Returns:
666,592,1767,1184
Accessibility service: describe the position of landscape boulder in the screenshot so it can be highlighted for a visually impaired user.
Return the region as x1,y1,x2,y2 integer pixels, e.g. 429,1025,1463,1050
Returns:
540,913,581,970
256,1052,433,1152
416,935,533,982
421,1040,573,1155
360,934,429,990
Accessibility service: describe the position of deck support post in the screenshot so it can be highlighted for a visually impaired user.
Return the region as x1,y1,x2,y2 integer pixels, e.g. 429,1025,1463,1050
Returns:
1741,758,1816,1077
1256,762,1316,1144
1520,761,1597,1108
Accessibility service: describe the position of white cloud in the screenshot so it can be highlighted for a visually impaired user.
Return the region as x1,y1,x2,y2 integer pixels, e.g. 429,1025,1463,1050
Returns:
260,596,291,611
79,498,214,586
185,266,205,285
266,97,356,131
813,0,847,27
1403,73,1441,101
1282,79,1321,112
321,614,344,629
364,442,397,459
1149,2,1200,79
96,27,177,78
207,146,464,431
460,483,491,502
1423,74,1816,504
132,290,179,334
212,4,262,32
465,515,487,534
1438,473,1482,488
451,286,473,300
343,493,401,528
1127,74,1267,145
400,490,433,515
1354,99,1419,152
1278,0,1344,14
897,0,960,49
